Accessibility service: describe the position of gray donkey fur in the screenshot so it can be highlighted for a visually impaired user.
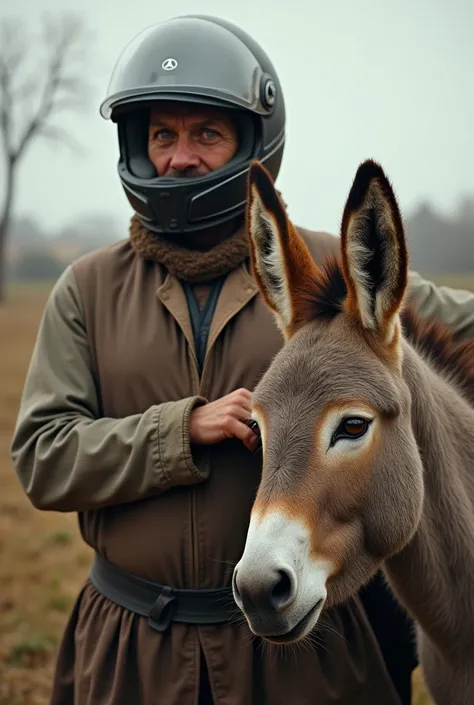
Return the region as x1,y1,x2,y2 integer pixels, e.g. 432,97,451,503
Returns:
232,159,474,705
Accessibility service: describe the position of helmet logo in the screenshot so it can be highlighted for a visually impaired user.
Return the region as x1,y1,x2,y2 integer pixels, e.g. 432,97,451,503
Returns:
162,58,178,71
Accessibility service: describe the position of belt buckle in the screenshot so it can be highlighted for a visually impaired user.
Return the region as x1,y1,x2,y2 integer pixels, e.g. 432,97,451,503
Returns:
148,585,176,633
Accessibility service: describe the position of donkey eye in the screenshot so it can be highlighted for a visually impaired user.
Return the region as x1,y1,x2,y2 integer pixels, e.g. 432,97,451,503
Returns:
331,417,372,446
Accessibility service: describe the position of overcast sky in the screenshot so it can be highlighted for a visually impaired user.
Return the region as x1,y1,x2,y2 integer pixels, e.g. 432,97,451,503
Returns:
2,0,473,237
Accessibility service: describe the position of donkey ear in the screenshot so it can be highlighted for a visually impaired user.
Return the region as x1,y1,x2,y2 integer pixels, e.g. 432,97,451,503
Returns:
246,160,321,338
340,159,408,343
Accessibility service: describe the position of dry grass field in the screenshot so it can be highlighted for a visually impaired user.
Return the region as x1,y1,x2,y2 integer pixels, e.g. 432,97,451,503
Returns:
1,274,473,704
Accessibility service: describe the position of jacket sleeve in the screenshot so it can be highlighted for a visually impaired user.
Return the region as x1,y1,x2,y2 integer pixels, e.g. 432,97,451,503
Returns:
302,228,474,341
301,226,474,340
407,271,474,341
10,266,209,513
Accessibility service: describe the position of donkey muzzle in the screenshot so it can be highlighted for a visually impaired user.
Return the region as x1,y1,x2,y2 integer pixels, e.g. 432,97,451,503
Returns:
232,510,330,642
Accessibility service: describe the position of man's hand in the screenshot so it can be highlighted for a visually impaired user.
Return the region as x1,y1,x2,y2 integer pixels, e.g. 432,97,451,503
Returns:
189,388,260,452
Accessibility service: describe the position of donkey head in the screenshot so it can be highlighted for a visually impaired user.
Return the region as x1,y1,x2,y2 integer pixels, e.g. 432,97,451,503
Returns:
232,159,424,643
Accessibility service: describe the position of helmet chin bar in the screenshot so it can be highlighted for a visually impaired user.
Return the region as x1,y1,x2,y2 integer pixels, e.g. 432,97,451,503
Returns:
119,140,284,236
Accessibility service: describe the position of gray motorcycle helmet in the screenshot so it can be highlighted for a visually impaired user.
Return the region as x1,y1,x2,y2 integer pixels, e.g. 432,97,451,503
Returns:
100,15,286,234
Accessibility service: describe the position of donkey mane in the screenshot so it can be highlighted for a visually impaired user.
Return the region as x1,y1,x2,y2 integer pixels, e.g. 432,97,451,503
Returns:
305,254,474,404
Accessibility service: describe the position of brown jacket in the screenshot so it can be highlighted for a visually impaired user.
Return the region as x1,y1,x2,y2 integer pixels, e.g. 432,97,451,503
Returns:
10,226,474,705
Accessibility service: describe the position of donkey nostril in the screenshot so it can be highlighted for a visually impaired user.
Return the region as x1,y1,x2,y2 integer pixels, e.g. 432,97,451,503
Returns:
233,566,296,614
270,569,294,610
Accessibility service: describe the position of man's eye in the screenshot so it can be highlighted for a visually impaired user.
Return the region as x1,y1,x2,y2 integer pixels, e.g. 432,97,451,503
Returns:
153,129,173,141
201,128,219,140
330,417,372,447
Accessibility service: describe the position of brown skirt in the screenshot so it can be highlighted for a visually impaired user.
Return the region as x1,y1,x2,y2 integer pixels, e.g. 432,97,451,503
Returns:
49,579,402,705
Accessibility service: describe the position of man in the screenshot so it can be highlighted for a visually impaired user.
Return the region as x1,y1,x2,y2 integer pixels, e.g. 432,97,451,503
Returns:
10,14,474,705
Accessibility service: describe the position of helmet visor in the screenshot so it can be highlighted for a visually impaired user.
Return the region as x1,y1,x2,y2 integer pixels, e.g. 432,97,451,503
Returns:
100,18,271,119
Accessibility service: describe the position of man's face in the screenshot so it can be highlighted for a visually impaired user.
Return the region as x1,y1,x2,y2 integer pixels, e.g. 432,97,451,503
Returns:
148,102,239,177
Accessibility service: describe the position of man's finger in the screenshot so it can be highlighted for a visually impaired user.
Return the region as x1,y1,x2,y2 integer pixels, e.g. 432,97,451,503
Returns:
230,419,260,452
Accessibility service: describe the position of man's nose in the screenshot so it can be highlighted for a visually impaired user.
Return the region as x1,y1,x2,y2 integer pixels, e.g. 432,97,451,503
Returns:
169,138,200,172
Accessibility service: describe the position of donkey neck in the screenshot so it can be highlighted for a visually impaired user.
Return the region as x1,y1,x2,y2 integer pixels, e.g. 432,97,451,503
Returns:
403,338,474,485
384,339,474,661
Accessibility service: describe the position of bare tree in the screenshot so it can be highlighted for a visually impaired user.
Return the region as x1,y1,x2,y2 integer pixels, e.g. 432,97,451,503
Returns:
0,13,93,303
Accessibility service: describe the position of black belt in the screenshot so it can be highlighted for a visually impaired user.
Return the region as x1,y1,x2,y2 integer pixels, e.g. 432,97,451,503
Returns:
90,552,239,633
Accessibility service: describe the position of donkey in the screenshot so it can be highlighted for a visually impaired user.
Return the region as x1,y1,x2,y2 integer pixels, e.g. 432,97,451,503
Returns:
232,158,474,704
